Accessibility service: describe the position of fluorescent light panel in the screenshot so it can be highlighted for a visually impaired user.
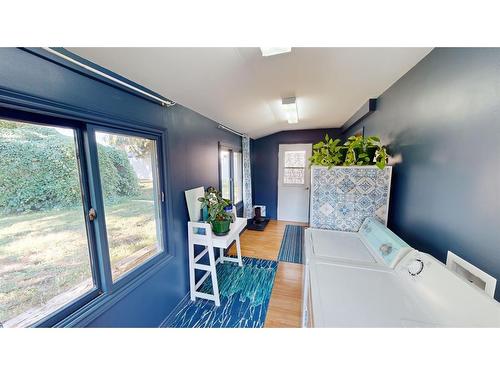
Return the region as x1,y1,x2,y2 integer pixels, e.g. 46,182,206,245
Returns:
282,97,298,124
260,47,292,57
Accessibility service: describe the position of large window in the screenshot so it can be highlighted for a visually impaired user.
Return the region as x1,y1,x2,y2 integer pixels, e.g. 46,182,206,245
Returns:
220,149,231,200
95,131,163,281
0,118,167,327
0,120,95,327
219,145,243,205
233,151,243,204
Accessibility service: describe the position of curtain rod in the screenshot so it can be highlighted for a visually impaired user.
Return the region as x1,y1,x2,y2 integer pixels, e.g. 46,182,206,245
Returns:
218,124,245,137
41,47,175,107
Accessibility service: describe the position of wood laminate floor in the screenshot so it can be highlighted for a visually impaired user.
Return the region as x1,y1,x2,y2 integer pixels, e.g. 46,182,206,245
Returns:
228,220,305,328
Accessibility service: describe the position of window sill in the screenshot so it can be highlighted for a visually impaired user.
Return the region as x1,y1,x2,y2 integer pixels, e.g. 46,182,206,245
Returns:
52,253,173,327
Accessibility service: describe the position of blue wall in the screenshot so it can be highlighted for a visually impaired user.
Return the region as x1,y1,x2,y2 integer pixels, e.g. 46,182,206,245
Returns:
346,48,500,300
0,47,241,326
251,128,342,219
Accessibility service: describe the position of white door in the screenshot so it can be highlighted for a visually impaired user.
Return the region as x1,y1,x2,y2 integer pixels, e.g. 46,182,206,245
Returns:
277,143,312,223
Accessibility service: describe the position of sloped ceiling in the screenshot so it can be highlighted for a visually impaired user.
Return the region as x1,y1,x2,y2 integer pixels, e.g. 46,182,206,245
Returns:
68,47,432,138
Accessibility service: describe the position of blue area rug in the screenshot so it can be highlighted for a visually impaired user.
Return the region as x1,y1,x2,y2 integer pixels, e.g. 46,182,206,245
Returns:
162,257,278,328
277,225,305,264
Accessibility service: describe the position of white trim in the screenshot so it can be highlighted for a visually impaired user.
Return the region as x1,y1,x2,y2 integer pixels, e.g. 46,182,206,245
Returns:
41,48,175,107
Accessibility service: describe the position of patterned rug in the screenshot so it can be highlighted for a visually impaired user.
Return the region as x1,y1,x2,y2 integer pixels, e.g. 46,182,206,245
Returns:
277,225,305,264
162,257,277,328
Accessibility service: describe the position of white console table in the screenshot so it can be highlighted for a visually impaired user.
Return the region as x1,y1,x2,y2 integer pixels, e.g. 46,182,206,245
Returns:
187,217,247,306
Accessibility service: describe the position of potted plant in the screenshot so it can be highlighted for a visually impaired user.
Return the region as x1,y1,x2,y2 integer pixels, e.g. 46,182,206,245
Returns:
198,187,233,236
309,133,389,169
308,133,392,232
343,134,388,169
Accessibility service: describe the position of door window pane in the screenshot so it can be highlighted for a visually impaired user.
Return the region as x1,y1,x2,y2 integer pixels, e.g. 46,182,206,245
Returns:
283,151,306,184
0,119,94,327
284,150,306,168
220,149,231,200
95,131,162,281
233,152,243,203
284,168,305,184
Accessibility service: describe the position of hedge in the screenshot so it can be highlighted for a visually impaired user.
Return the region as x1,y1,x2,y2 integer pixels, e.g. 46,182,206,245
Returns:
0,120,140,214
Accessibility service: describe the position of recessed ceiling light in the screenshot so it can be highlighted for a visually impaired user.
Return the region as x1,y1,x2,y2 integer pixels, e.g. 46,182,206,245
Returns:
282,97,298,124
260,47,292,57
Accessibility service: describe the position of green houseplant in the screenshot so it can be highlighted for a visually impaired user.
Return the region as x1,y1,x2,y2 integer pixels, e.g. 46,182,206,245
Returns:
309,133,389,170
198,187,233,235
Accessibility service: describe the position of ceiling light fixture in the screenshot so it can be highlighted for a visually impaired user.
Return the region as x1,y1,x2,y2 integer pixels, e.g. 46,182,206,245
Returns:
260,47,292,57
282,97,298,124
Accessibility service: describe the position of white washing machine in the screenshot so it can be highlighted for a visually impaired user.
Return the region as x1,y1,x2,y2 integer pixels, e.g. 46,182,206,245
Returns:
303,218,500,327
305,217,413,269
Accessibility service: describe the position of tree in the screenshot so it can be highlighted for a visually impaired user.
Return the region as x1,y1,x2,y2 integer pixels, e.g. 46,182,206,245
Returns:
103,134,154,159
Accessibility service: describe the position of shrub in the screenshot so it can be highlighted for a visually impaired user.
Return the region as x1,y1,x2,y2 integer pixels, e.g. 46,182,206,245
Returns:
0,120,140,213
97,143,140,202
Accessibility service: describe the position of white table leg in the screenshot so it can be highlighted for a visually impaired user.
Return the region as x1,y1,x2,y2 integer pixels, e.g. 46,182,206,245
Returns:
189,242,196,301
208,244,221,306
219,247,224,263
236,236,243,267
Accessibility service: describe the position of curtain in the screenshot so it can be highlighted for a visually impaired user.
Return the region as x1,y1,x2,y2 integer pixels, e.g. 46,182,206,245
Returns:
242,135,253,218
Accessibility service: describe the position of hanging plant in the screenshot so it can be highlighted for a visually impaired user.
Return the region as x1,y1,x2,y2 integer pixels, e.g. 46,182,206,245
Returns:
309,133,390,170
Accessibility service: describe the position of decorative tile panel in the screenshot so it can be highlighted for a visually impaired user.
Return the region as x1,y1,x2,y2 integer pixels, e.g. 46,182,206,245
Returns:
310,166,392,232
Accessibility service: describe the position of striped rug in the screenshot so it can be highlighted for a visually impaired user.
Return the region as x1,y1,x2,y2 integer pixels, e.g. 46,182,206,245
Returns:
162,257,277,328
277,225,305,264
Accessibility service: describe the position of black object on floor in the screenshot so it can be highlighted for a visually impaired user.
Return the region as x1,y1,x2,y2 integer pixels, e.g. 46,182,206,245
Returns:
247,217,270,231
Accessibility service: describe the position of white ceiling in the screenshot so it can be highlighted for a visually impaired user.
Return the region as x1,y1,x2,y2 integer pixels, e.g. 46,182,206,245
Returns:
68,47,432,139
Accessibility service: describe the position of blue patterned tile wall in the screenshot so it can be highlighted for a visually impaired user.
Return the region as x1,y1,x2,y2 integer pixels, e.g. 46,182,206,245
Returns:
310,166,392,232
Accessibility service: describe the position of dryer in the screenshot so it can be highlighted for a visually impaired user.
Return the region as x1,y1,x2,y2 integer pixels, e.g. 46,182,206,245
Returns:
303,219,500,327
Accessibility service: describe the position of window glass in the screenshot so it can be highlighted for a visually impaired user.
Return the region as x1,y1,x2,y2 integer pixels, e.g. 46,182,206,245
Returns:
220,149,231,200
283,150,306,184
95,131,162,281
0,119,94,327
284,150,306,168
233,152,243,203
284,168,305,184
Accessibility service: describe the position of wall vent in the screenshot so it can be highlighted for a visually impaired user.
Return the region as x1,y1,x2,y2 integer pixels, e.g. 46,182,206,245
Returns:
446,251,497,298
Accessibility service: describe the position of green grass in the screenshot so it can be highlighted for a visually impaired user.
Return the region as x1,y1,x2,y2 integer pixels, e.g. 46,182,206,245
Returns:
0,181,158,323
